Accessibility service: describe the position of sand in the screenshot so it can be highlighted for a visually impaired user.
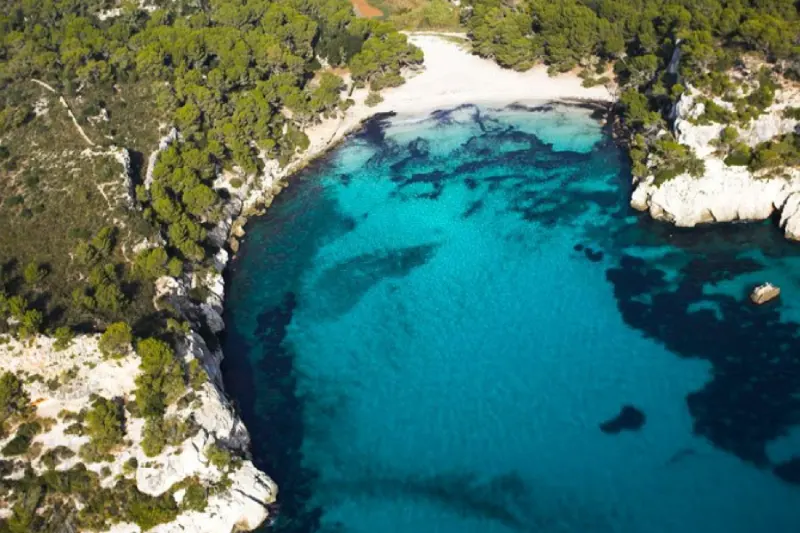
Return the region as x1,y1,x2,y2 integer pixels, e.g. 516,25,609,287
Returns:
381,34,615,114
287,33,616,182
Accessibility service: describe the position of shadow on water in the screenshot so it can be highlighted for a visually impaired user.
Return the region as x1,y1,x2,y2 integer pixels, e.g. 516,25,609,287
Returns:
222,291,326,533
313,469,619,533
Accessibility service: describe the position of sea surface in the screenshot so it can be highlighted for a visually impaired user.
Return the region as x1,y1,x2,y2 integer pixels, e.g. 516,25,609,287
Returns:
222,104,800,533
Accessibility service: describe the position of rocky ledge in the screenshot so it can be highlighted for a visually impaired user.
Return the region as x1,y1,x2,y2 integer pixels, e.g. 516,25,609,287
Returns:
0,324,276,533
631,84,800,239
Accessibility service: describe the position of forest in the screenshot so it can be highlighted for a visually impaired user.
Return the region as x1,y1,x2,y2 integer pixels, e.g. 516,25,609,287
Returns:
464,0,800,181
0,0,421,336
1,0,799,530
0,1,421,530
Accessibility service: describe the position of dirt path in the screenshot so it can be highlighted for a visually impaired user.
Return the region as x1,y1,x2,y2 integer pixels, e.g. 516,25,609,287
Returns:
350,0,383,18
31,78,96,147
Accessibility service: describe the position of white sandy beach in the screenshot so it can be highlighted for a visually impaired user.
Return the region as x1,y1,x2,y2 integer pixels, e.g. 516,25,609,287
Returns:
381,33,615,114
284,33,616,186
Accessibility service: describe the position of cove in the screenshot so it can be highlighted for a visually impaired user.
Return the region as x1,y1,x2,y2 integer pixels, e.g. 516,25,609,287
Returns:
221,104,800,533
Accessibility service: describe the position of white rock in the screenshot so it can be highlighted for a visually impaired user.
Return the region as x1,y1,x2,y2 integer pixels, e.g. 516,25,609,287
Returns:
145,128,179,189
780,191,800,240
633,84,800,235
750,282,781,304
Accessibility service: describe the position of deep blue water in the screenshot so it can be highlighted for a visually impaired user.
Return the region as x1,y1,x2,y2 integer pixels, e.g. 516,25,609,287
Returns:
222,104,800,533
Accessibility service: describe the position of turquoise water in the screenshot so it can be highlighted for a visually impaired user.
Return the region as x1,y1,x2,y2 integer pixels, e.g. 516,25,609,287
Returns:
222,104,800,533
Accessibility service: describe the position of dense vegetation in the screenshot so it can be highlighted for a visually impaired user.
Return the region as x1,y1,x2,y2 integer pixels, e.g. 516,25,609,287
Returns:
369,0,461,29
0,0,420,530
0,0,421,339
463,0,800,180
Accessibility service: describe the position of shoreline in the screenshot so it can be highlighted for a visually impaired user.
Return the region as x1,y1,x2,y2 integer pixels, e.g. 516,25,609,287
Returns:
167,33,621,531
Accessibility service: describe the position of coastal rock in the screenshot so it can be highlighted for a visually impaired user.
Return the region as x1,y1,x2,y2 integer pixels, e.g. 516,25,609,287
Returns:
779,192,800,240
632,159,793,226
111,146,137,209
147,462,276,533
0,329,274,533
632,86,800,234
750,283,780,305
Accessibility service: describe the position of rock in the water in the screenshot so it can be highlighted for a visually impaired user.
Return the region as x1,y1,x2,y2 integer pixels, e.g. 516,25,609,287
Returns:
600,405,646,434
750,282,780,305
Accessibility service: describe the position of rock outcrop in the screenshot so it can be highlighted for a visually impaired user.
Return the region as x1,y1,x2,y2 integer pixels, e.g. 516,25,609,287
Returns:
144,127,179,189
750,282,781,304
0,329,277,533
631,85,800,239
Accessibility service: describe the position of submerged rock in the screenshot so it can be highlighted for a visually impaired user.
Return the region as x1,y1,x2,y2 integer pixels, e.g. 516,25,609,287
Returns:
599,405,646,434
750,282,780,305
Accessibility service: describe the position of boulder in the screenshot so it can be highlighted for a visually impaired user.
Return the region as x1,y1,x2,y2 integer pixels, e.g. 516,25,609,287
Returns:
750,283,780,305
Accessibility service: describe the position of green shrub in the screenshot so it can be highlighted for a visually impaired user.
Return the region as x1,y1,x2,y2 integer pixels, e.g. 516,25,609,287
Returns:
697,99,735,124
651,135,706,185
188,360,207,391
0,372,29,423
229,178,243,189
17,309,43,338
4,195,24,208
135,338,186,417
725,143,752,166
188,285,210,303
205,442,233,471
64,422,85,436
720,126,739,145
181,480,208,512
141,418,168,457
84,396,125,454
141,416,192,457
749,133,800,171
126,490,179,531
53,326,75,351
40,445,76,469
22,262,47,285
123,457,138,475
365,92,384,107
2,421,41,456
98,322,133,358
133,247,176,280
783,107,800,120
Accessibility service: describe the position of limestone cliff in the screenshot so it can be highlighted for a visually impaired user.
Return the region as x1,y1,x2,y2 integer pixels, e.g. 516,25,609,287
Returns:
0,328,276,533
630,84,800,239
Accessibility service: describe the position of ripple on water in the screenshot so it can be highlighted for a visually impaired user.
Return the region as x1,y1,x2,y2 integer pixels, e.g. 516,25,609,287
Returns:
223,104,800,533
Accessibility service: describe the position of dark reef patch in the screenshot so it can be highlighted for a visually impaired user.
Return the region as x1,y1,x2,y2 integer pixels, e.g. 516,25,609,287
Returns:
583,247,604,262
773,457,800,485
599,405,646,434
316,469,615,532
221,291,324,533
462,199,484,219
606,254,800,466
356,111,396,145
223,103,800,533
308,243,440,319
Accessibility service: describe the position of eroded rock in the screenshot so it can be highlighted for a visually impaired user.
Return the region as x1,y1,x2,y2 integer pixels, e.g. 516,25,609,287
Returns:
750,282,780,305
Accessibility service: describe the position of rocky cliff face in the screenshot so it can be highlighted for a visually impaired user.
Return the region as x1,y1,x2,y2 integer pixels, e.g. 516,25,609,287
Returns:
0,328,277,533
630,86,800,239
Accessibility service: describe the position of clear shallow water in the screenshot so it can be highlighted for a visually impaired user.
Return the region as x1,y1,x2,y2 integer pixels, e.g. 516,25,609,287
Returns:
222,104,800,533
